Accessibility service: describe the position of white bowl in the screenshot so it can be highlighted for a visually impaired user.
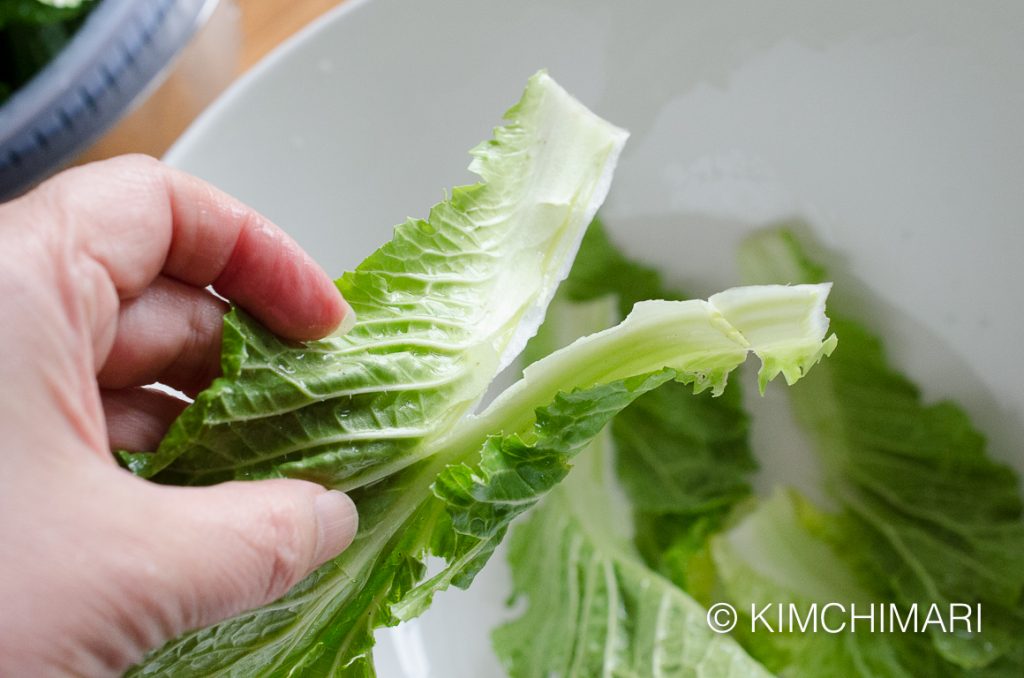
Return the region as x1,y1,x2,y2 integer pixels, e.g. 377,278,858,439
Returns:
166,0,1024,674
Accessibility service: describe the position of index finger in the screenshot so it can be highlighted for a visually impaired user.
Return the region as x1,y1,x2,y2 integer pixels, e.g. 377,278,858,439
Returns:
31,154,350,341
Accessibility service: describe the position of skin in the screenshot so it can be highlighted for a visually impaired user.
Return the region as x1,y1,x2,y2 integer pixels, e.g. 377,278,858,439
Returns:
0,156,359,676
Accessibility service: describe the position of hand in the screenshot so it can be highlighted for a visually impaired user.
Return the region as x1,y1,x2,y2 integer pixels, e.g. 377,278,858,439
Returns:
0,156,359,676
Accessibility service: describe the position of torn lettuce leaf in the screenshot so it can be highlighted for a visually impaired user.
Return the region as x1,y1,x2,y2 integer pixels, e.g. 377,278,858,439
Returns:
126,71,629,487
553,221,756,518
129,70,627,675
494,421,773,678
737,228,1024,672
531,219,758,596
133,287,837,676
495,289,769,678
129,74,836,676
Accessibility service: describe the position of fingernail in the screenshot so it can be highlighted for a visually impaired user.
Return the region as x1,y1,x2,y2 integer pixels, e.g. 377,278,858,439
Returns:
329,300,357,338
312,490,358,566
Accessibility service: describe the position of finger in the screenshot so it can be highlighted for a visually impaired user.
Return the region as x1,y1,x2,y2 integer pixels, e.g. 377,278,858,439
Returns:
98,276,226,395
102,387,189,452
16,469,358,671
145,478,357,633
30,155,350,342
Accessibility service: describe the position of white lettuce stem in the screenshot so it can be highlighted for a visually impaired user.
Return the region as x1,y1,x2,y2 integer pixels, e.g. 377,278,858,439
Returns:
251,283,834,669
310,283,836,623
428,283,834,469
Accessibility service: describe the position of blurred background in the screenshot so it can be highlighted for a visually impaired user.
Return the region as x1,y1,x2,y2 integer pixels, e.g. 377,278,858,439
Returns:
80,0,344,160
0,0,345,200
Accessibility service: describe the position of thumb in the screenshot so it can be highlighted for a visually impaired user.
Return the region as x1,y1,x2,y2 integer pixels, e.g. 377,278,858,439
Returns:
140,478,358,635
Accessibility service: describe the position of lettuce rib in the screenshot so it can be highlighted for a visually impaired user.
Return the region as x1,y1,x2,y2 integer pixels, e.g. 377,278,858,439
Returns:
128,78,836,676
125,71,628,489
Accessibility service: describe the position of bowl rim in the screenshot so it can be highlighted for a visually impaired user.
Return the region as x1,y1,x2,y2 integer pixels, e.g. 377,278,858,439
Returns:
164,0,374,168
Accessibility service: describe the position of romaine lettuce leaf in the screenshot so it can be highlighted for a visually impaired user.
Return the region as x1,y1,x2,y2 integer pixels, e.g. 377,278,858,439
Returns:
495,424,772,678
533,220,758,595
495,286,770,678
556,222,756,513
129,70,628,675
736,228,1024,672
126,71,629,487
712,489,953,678
129,75,837,675
133,285,836,676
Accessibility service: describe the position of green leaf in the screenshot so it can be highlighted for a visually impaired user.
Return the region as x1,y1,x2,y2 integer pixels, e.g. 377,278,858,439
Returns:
409,279,835,613
712,490,953,678
615,381,753,602
403,368,680,620
129,71,628,676
130,74,836,675
126,71,629,486
494,278,772,678
495,432,773,678
133,283,836,675
738,228,1024,670
539,220,758,595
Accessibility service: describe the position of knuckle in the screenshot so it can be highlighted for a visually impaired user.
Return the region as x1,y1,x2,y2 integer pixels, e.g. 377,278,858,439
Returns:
110,154,168,197
115,152,163,172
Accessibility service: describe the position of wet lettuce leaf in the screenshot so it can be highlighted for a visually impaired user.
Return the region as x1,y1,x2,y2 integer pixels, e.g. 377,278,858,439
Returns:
492,227,818,678
531,220,758,595
126,71,630,487
720,228,1024,674
128,70,628,676
128,75,836,676
495,414,772,678
712,489,958,678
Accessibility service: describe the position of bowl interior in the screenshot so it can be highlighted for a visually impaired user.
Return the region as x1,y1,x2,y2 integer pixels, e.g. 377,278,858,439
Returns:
167,0,1024,674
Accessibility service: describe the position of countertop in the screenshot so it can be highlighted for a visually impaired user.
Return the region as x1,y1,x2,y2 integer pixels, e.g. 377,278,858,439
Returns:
77,0,345,163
